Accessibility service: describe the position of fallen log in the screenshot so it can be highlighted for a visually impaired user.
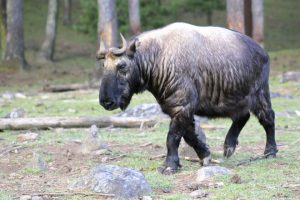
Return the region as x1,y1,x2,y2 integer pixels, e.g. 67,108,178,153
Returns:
0,116,157,130
43,83,91,92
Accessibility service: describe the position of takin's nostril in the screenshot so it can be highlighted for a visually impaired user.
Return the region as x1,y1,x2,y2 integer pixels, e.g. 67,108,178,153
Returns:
101,99,114,107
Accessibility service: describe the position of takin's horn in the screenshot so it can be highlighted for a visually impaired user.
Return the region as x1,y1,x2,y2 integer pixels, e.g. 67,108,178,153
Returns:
96,37,108,59
109,33,127,56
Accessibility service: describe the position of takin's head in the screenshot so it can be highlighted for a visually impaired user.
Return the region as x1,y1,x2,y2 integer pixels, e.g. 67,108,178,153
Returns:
97,34,140,111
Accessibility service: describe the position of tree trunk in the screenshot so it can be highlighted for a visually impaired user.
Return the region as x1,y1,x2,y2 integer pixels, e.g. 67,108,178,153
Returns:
244,0,252,37
5,0,29,70
91,0,119,84
0,0,6,60
0,116,158,130
252,0,264,46
99,0,118,48
63,0,72,25
128,0,141,35
226,0,252,36
206,10,213,25
38,0,58,62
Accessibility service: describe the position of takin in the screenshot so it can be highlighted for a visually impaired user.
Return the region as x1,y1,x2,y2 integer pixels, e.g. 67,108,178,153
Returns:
97,22,277,174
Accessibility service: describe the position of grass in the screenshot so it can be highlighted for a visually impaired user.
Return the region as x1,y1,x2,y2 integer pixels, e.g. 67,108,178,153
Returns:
1,51,300,199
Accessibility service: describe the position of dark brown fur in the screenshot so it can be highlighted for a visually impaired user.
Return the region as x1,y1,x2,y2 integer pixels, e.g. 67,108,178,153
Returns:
98,23,277,174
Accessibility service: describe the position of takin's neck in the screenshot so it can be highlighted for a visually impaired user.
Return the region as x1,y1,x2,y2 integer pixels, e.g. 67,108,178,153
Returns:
134,43,172,101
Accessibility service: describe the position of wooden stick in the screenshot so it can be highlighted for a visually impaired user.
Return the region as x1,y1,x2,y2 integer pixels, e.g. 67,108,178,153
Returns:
200,124,225,130
236,153,271,166
184,156,222,164
0,116,157,130
0,145,26,156
20,192,115,197
150,154,166,160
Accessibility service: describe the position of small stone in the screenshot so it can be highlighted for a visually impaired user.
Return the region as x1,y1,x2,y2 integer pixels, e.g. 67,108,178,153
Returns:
142,196,153,200
214,182,224,188
5,108,26,118
92,149,110,156
101,157,109,162
28,152,48,172
68,108,77,113
231,174,242,184
41,95,49,100
35,102,45,107
196,166,231,182
20,195,31,200
2,92,15,100
162,188,171,193
60,165,72,173
189,189,208,199
17,132,38,142
15,93,27,99
89,124,99,138
80,125,101,154
32,196,43,200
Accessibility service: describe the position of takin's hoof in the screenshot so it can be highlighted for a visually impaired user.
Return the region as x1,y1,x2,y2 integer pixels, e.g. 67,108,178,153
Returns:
265,154,276,159
264,147,278,159
200,154,212,166
223,145,236,158
264,151,277,159
158,166,180,175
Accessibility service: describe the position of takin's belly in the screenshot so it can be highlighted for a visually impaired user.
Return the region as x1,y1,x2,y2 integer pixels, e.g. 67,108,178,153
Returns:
196,96,252,118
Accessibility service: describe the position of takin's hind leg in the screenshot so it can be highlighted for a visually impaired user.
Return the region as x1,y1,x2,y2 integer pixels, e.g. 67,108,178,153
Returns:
252,92,278,158
224,112,250,158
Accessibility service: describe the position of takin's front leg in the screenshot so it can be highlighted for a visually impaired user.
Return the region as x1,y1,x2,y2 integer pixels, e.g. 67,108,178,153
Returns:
161,114,211,175
160,117,183,175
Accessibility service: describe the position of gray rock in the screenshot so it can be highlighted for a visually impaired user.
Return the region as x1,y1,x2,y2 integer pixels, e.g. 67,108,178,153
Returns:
90,124,99,138
275,110,300,118
70,164,152,200
280,71,300,83
189,189,208,199
270,92,294,99
32,196,43,200
17,132,39,142
80,125,105,155
2,92,15,100
141,196,153,200
5,108,26,118
118,103,167,118
196,166,231,182
118,104,208,123
28,152,48,172
19,195,31,200
15,92,27,99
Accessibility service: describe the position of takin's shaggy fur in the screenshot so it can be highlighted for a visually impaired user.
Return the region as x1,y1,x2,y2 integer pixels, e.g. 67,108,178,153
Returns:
97,22,277,174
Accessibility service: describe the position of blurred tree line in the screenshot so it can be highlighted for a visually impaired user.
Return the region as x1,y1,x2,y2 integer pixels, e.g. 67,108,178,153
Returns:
75,0,225,41
0,0,263,73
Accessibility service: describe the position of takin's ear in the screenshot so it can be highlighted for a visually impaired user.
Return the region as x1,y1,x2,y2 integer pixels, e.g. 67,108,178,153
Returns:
126,38,140,58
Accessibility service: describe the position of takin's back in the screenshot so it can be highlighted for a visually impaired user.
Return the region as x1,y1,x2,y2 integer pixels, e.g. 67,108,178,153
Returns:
138,22,269,98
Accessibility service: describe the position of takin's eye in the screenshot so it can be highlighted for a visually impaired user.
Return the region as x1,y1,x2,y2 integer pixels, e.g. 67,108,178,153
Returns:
117,62,128,75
